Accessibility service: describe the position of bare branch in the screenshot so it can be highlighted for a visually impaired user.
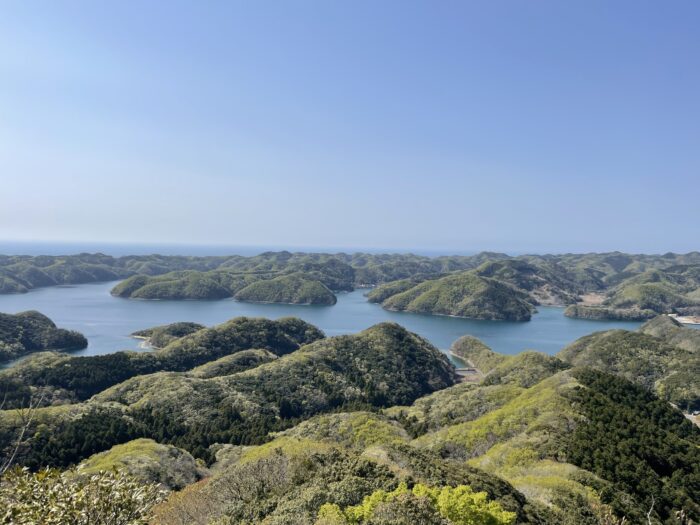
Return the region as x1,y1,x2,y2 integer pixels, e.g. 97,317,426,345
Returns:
0,392,45,475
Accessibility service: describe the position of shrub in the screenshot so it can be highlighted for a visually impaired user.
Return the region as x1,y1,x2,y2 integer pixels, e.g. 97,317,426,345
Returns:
0,467,165,525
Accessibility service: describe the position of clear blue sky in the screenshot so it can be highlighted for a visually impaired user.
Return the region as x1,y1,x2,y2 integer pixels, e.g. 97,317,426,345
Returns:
1,1,698,254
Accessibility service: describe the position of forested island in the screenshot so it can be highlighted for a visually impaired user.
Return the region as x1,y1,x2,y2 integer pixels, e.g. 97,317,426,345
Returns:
0,310,87,362
3,250,700,320
1,312,699,523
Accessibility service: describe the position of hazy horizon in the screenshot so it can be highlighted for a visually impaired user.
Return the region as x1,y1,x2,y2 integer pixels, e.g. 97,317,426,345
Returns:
2,1,698,253
1,239,699,259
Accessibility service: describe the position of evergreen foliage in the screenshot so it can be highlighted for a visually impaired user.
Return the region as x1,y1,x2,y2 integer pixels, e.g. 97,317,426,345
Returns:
0,311,87,362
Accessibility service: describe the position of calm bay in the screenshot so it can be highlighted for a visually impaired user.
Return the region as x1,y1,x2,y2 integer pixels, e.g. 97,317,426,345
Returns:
0,281,652,365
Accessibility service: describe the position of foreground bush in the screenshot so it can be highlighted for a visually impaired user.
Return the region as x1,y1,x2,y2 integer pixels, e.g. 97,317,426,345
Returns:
316,482,516,525
0,467,164,525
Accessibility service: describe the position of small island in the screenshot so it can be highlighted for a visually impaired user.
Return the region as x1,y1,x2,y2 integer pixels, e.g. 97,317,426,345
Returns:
368,271,535,321
0,310,87,362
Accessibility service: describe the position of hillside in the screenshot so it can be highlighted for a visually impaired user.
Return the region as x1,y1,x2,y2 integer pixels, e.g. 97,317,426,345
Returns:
0,317,324,406
449,335,506,372
470,259,582,305
0,253,233,293
566,265,700,320
404,367,700,523
152,352,699,524
0,310,87,362
151,414,548,525
132,321,205,348
111,270,251,300
111,265,344,303
233,273,337,305
3,249,699,295
558,315,700,410
369,272,535,321
3,323,455,470
638,313,700,350
79,438,207,490
3,323,700,524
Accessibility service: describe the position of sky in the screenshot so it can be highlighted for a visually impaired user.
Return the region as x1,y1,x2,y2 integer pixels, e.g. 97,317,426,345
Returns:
0,1,698,255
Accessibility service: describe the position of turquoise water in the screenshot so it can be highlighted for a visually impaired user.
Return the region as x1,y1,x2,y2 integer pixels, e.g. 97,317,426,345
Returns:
0,281,649,362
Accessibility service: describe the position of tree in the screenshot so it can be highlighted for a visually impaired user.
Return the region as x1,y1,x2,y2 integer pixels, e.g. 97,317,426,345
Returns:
315,482,516,525
0,467,164,525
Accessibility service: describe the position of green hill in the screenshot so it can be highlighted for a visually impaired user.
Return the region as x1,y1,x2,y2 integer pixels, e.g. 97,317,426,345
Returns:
151,426,544,525
234,273,337,305
639,313,700,351
4,322,700,524
558,316,700,410
9,323,455,469
563,304,657,321
132,321,205,348
566,265,700,320
79,438,206,490
471,259,581,305
0,317,324,405
406,367,700,523
112,267,340,304
187,349,279,378
372,272,535,321
111,270,260,299
449,335,506,372
154,352,699,524
0,310,87,362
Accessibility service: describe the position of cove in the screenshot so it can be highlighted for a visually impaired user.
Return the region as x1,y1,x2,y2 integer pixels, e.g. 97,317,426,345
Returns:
0,281,652,365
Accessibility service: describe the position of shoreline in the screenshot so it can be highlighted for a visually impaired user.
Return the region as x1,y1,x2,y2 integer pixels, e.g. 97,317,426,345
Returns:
669,314,700,325
449,350,484,383
131,335,157,350
381,305,532,322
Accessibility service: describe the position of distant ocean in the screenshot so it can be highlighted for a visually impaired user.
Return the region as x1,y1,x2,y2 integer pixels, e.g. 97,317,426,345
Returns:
0,241,479,258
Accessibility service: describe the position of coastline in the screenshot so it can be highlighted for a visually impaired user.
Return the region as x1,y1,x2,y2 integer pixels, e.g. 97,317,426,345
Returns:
669,314,700,325
131,335,156,350
381,305,532,322
449,350,484,383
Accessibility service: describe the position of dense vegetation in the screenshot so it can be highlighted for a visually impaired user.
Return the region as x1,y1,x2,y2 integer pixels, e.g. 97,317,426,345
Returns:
369,272,535,321
0,317,324,405
2,314,700,524
156,347,698,523
470,259,581,305
132,321,205,348
4,323,455,468
153,439,548,525
78,438,207,490
233,273,337,305
565,368,700,523
0,252,232,293
317,482,517,524
558,315,700,410
566,264,700,320
0,467,164,524
563,304,657,321
449,335,506,371
0,311,87,362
